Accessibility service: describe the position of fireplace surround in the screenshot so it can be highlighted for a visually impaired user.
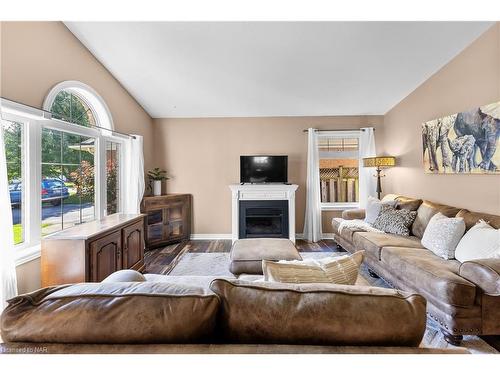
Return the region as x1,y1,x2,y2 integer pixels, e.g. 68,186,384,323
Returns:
229,184,299,243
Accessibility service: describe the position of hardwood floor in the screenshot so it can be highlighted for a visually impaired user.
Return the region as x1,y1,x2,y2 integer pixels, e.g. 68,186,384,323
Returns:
144,239,338,274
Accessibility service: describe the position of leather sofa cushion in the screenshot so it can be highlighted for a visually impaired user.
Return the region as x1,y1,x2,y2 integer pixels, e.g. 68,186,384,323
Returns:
456,209,500,231
395,196,423,211
331,218,358,243
210,278,426,347
380,247,476,307
143,275,233,290
341,209,366,220
353,231,424,260
0,342,470,354
1,282,219,344
229,238,302,275
459,259,500,296
412,200,461,238
332,217,342,235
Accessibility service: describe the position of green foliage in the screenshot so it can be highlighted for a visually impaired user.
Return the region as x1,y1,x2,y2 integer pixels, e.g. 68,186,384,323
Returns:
13,224,22,245
106,157,118,214
147,167,169,181
3,122,22,183
70,160,95,197
51,90,95,127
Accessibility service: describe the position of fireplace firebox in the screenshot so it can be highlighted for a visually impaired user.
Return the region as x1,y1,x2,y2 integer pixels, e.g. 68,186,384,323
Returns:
239,200,289,239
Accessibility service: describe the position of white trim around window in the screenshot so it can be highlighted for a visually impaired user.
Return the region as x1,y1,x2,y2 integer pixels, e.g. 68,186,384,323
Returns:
317,129,361,211
43,80,115,131
1,98,125,265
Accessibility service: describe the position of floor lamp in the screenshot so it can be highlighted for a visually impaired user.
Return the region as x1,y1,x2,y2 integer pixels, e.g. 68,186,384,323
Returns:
362,156,396,199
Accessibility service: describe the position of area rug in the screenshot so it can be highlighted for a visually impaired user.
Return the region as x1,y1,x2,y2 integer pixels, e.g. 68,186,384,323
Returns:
168,251,498,354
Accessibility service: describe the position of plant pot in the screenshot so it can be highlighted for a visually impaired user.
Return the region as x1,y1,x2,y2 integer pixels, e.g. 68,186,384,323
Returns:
153,180,162,196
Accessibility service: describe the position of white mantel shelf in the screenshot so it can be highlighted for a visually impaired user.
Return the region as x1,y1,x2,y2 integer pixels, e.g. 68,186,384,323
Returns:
229,184,299,244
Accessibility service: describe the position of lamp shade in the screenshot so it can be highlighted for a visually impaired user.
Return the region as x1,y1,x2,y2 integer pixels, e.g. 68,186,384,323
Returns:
363,156,396,168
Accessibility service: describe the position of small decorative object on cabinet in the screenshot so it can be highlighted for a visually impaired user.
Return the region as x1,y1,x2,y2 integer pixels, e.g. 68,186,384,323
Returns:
147,167,170,196
141,194,191,249
41,214,145,287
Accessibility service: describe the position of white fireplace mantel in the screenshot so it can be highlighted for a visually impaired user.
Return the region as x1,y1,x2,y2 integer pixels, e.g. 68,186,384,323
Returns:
229,183,299,244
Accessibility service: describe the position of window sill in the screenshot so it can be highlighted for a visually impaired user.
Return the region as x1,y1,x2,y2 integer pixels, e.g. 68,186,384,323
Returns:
15,244,41,267
321,203,360,211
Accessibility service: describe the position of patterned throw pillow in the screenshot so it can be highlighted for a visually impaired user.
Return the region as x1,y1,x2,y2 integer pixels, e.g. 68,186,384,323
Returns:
372,205,417,236
262,251,364,285
421,212,466,260
364,196,397,225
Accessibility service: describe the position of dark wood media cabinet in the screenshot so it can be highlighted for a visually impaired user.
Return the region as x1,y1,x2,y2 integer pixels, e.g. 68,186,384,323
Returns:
41,214,145,287
141,194,191,249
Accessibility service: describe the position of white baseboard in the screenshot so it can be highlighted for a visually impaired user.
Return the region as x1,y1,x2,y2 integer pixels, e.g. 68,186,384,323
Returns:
189,234,232,240
296,233,335,240
190,233,336,240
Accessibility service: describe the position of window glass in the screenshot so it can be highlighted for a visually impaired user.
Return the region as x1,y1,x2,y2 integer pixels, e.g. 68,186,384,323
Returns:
41,128,95,236
2,120,24,244
318,136,359,204
50,90,96,127
106,141,120,215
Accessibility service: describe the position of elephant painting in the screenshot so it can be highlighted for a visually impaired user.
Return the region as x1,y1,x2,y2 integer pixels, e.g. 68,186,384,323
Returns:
422,101,500,174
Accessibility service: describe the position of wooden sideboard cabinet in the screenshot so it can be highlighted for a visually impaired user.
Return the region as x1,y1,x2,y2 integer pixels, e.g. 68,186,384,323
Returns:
141,194,191,249
41,214,145,287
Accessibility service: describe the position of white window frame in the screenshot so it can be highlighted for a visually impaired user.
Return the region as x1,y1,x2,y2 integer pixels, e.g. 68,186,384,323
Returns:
1,96,125,266
317,130,361,211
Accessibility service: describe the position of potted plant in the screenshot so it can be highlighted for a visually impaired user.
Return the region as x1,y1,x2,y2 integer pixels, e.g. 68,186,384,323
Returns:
147,168,170,196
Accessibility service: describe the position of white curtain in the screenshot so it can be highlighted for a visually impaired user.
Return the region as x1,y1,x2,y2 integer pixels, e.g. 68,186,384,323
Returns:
122,135,145,214
358,127,377,208
303,128,322,242
0,127,18,311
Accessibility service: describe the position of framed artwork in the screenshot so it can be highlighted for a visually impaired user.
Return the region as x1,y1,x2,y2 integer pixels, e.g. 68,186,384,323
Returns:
422,101,500,174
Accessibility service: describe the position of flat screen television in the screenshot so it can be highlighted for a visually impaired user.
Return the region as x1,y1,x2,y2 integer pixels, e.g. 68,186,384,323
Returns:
240,155,288,183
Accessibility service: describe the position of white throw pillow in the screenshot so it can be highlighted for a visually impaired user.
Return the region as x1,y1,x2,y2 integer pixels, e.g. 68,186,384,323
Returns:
421,212,466,260
455,220,500,262
364,196,396,225
262,251,364,285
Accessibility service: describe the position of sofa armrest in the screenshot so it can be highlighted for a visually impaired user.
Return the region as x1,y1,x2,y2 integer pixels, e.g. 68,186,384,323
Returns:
342,209,366,220
459,259,500,296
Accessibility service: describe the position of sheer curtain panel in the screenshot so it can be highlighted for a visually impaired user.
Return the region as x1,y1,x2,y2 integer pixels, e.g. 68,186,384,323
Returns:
122,135,145,214
0,127,18,311
358,127,377,208
303,128,322,242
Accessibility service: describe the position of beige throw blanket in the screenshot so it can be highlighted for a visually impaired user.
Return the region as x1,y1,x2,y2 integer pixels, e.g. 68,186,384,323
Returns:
338,219,384,235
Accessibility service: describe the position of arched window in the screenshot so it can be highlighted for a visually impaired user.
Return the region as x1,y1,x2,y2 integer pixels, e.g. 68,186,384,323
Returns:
50,90,97,127
43,81,114,130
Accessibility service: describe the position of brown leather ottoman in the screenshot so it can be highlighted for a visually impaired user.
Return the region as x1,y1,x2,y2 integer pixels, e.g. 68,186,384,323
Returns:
229,238,302,275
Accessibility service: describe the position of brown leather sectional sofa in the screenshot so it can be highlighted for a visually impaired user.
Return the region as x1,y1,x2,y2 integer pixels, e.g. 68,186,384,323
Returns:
0,274,467,354
332,194,500,345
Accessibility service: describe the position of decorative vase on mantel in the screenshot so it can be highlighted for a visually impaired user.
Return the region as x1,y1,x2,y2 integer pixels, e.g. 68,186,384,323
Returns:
153,180,162,196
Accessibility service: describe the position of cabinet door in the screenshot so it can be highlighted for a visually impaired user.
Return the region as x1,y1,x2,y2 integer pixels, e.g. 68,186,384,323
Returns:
88,230,122,282
145,209,166,246
122,220,144,270
165,198,189,240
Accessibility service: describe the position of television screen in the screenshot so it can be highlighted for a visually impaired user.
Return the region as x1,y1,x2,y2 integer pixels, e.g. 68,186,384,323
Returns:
240,155,288,183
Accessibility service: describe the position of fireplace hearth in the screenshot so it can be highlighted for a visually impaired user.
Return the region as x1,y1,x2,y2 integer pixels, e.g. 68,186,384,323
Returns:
239,200,288,239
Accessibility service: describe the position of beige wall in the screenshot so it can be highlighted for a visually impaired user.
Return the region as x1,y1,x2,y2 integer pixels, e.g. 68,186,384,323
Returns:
382,23,500,215
153,116,384,235
1,21,154,293
0,22,154,169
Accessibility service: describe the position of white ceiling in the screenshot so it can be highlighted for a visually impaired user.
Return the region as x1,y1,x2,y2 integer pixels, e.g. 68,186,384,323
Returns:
65,22,493,118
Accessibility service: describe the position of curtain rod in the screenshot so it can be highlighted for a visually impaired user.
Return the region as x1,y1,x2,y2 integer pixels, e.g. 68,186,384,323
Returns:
302,128,375,133
1,97,136,139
